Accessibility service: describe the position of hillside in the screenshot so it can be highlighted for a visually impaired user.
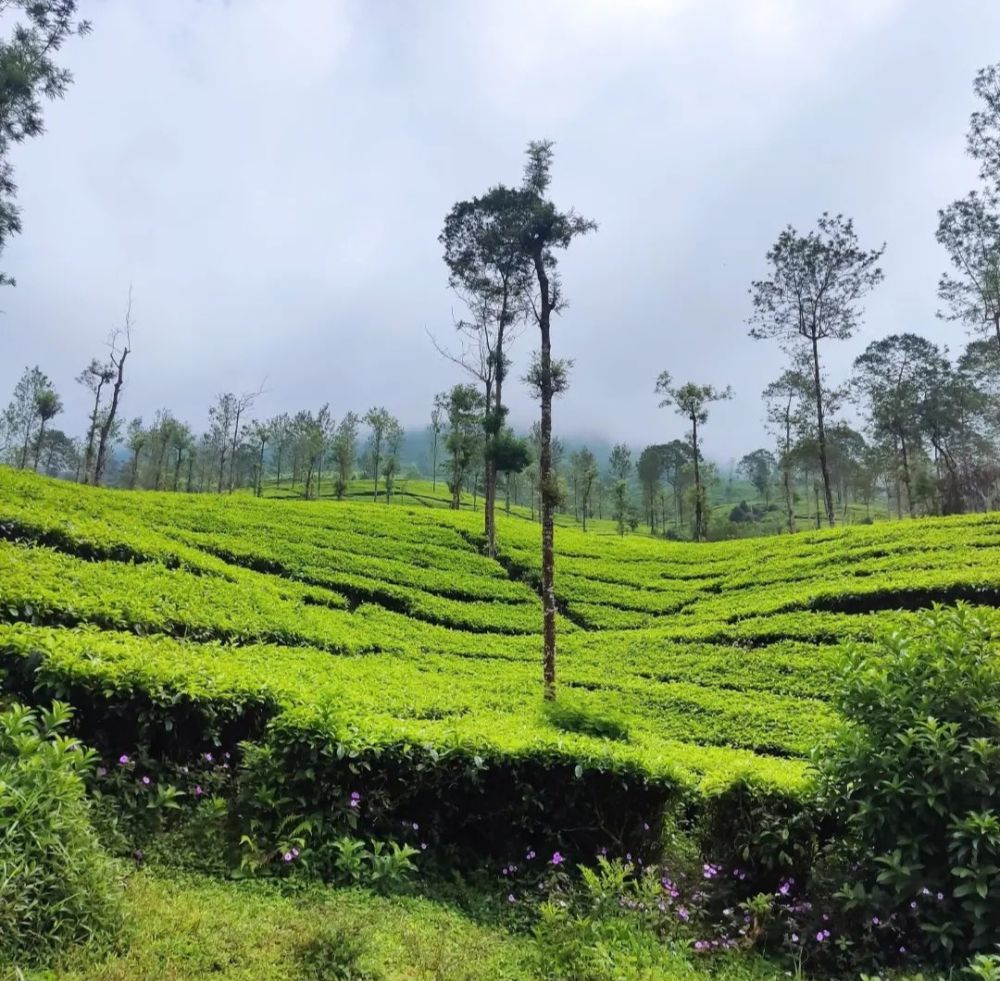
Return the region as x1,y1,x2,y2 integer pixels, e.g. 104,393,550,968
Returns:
2,467,999,868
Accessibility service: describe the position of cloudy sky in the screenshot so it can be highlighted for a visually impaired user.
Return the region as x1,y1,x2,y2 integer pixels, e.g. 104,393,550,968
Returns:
2,0,999,460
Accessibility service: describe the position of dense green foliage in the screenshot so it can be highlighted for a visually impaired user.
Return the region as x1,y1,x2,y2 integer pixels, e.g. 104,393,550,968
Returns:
819,606,1000,959
0,701,121,966
3,468,1000,891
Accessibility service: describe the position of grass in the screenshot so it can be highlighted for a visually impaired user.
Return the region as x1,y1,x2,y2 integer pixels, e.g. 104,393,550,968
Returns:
16,864,789,981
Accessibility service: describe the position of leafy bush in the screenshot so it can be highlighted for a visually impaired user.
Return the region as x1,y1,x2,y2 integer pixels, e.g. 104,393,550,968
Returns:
0,701,121,965
295,919,381,980
817,605,1000,960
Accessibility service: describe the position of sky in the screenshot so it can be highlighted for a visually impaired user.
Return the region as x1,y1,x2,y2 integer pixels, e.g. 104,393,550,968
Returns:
2,0,999,462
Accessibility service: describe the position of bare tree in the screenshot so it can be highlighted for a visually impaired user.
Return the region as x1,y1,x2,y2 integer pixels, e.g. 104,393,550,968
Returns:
93,288,134,485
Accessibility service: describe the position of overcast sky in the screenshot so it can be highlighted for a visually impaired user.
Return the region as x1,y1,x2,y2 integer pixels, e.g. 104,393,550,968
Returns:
2,0,999,460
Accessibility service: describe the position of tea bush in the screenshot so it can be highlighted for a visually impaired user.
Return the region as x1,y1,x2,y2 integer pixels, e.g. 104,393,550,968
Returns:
0,701,121,966
818,605,1000,961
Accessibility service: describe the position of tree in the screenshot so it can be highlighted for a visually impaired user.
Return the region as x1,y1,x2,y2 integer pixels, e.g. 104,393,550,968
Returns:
209,393,237,493
93,290,134,486
607,443,632,537
332,412,359,499
518,140,596,699
437,385,484,510
852,334,944,518
748,213,885,527
31,386,61,471
364,407,402,503
3,365,54,469
763,367,813,534
428,404,443,491
967,62,1000,194
248,419,271,498
637,444,667,533
574,447,598,531
661,440,692,531
738,449,777,506
936,192,1000,353
76,358,114,483
124,417,146,490
440,182,534,553
0,1,90,285
656,374,732,542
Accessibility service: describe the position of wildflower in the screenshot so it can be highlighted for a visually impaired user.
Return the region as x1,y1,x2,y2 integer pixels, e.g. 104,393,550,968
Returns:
677,906,689,921
204,752,213,762
778,880,792,896
283,851,293,863
909,900,918,910
412,822,419,831
223,751,231,760
291,847,300,858
194,785,204,797
790,933,799,943
702,863,720,879
502,866,510,876
693,940,707,951
96,766,107,777
526,849,536,860
899,945,907,954
643,822,650,831
626,852,632,862
349,792,361,808
871,915,880,926
550,851,564,866
118,754,130,765
421,843,427,850
141,775,151,786
936,891,944,901
507,894,515,903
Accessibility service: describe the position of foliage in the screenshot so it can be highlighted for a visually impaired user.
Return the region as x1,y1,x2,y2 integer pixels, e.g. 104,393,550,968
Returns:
817,605,1000,960
0,701,121,966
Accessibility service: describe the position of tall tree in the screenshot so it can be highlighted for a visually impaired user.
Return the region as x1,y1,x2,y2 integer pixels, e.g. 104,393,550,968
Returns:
936,193,1000,354
519,140,596,699
124,417,146,489
428,404,443,491
738,448,777,506
967,62,1000,194
93,290,134,486
656,374,732,542
0,1,90,285
332,411,359,499
364,407,401,503
660,439,692,531
851,333,944,518
440,182,534,553
747,213,885,527
438,385,484,510
608,442,632,537
31,385,61,471
763,367,812,534
3,365,53,468
76,358,114,483
637,444,667,533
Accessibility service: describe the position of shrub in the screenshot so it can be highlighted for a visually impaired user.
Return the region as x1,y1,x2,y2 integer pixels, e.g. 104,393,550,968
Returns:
0,701,121,966
817,605,1000,960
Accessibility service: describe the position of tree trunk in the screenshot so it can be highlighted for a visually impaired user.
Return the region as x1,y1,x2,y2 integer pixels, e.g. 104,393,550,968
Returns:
691,415,703,542
809,334,835,526
94,349,129,486
898,431,915,518
533,250,557,701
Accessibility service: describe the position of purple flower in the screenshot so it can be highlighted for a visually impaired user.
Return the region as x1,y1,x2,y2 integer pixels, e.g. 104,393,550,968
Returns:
702,863,720,879
936,891,944,901
283,851,293,863
693,940,706,951
118,754,130,765
204,752,213,762
899,945,907,954
550,851,564,866
815,930,828,942
421,842,427,850
778,880,792,896
910,901,918,910
194,785,204,796
677,907,689,921
412,822,419,831
141,775,151,786
790,933,799,943
526,849,536,860
291,847,300,858
871,915,880,926
507,893,515,903
349,792,361,808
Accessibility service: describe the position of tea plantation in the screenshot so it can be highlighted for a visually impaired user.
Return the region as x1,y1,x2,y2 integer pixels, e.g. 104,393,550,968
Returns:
2,467,999,871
